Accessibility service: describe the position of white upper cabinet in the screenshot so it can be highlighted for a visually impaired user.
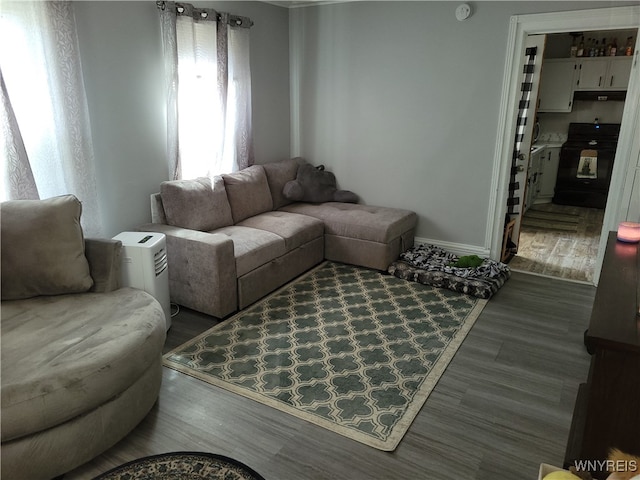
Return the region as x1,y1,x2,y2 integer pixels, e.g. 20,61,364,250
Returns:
575,57,633,91
575,58,610,89
537,56,633,112
538,59,577,112
606,57,633,89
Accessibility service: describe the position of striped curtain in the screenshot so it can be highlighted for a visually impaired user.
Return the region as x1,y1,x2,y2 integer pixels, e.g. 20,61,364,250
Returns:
507,46,538,215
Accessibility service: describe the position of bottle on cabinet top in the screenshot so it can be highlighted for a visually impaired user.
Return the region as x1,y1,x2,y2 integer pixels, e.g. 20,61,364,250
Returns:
576,36,585,57
625,37,634,56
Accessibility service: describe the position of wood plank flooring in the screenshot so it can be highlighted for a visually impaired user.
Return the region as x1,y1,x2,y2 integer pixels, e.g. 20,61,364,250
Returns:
64,272,596,480
509,204,604,283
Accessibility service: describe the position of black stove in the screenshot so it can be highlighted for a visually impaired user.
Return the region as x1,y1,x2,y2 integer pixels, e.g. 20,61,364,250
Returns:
553,122,620,209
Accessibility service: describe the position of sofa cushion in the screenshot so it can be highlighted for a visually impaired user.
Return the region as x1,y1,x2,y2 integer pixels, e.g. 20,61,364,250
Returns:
279,202,418,243
1,195,93,301
214,225,285,277
261,157,303,209
161,176,233,231
222,165,273,223
237,211,324,251
0,288,165,442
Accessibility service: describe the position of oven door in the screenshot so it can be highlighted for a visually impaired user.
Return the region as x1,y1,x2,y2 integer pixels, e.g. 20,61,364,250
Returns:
553,145,615,208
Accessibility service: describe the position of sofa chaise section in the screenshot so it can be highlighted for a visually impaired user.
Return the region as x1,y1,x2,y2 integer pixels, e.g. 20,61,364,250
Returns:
279,202,417,271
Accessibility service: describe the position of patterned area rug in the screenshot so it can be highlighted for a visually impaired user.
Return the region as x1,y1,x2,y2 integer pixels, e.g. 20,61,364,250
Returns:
92,452,265,480
164,262,487,451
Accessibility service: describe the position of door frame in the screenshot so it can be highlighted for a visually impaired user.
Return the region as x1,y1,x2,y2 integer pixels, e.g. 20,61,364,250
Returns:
487,5,640,285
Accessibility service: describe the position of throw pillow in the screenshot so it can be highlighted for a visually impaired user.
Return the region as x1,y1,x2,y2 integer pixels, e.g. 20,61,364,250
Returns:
261,157,304,209
222,165,274,223
1,195,94,300
160,176,233,231
283,163,359,204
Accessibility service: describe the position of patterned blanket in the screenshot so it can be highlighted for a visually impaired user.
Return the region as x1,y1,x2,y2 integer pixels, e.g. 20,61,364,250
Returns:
388,244,511,299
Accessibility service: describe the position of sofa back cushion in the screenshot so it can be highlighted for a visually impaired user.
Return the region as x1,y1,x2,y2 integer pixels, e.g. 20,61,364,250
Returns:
222,165,273,223
160,176,233,231
262,157,304,209
1,195,94,300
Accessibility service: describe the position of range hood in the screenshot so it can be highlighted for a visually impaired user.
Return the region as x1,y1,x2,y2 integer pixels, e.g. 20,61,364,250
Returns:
573,90,627,102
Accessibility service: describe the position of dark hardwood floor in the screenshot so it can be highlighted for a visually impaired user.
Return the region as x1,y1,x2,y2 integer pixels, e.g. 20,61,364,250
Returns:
65,271,596,480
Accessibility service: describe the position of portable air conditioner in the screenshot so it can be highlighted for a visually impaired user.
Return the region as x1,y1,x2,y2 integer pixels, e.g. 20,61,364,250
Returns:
113,232,171,331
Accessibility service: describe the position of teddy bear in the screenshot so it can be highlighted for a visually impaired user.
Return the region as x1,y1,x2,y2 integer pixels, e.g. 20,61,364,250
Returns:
283,162,358,204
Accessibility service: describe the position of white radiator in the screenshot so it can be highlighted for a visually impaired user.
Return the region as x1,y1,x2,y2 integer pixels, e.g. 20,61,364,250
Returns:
113,232,171,331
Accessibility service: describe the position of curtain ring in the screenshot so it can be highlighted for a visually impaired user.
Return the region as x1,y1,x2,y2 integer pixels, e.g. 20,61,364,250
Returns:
201,11,208,18
177,5,184,13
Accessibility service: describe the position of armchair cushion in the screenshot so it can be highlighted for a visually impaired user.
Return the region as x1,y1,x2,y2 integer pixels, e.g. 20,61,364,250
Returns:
160,176,233,231
1,195,93,301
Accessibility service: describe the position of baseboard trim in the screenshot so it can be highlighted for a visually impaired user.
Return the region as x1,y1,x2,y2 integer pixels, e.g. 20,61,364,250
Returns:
414,237,491,257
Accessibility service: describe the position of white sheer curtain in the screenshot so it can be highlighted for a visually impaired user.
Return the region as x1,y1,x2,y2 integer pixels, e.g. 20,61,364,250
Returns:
0,1,102,236
159,2,253,181
1,69,39,201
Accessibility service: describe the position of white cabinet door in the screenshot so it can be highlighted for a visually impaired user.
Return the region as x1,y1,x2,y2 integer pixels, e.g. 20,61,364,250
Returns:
576,57,633,90
538,59,577,112
576,58,609,90
525,148,545,211
606,57,633,90
538,147,561,200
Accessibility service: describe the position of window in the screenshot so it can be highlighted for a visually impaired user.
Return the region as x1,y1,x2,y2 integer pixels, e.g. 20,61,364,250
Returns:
159,3,254,180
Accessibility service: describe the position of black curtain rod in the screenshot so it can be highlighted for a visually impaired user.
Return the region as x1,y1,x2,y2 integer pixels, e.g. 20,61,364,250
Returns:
156,1,254,28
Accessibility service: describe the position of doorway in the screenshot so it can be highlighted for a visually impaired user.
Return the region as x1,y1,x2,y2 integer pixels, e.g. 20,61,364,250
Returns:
507,30,635,284
509,204,605,283
488,6,640,286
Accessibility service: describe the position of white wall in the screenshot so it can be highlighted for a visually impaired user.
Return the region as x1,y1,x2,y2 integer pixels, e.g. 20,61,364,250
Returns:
290,1,638,250
539,100,626,137
74,1,290,237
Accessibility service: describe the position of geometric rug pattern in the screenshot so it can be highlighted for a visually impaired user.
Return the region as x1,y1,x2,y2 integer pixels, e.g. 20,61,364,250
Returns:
164,262,487,451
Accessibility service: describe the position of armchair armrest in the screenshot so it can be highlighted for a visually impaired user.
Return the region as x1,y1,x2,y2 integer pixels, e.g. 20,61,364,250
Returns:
85,238,122,293
137,223,237,318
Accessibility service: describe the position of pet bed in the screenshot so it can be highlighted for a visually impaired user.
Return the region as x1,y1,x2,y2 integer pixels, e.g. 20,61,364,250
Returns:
388,244,510,299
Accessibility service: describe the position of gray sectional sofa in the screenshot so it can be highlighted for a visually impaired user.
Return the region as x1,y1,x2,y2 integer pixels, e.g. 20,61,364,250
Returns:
139,158,417,318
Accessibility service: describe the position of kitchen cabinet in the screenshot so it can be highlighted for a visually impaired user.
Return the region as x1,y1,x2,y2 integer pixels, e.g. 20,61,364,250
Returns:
538,59,577,112
575,58,609,90
537,146,561,202
606,56,633,89
525,146,545,211
537,56,633,113
576,57,633,91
